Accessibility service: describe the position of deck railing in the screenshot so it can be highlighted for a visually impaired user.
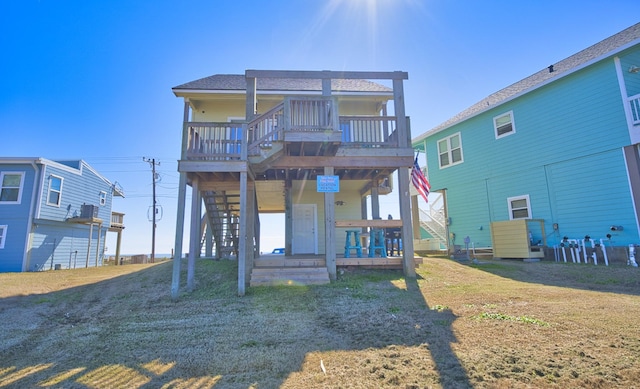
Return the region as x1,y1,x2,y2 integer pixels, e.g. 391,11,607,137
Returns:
186,122,244,161
185,97,401,160
339,116,398,147
248,102,285,156
629,94,640,126
111,212,125,228
287,96,337,132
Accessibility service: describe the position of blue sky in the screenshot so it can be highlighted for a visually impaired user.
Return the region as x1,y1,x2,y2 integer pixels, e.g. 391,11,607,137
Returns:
1,0,638,255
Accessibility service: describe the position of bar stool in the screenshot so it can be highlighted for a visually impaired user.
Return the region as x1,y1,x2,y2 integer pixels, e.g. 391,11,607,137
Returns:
344,230,362,258
368,228,387,258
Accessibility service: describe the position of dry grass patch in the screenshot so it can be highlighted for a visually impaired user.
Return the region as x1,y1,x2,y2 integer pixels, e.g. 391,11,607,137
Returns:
0,257,639,388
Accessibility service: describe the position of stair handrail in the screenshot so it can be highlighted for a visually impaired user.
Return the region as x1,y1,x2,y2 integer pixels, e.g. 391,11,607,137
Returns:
418,207,447,242
247,102,285,155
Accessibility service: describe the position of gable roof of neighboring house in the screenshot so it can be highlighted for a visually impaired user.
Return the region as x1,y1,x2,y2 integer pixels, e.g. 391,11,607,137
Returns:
414,22,640,142
0,157,124,197
172,74,393,95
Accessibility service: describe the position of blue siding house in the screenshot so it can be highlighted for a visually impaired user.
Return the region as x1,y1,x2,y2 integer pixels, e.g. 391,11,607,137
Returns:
0,158,124,272
413,23,640,258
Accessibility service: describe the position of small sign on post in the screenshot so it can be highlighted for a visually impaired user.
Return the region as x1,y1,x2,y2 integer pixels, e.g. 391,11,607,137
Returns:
317,175,339,192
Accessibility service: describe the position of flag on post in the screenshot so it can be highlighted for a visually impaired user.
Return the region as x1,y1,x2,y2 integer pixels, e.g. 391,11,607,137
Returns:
411,157,431,203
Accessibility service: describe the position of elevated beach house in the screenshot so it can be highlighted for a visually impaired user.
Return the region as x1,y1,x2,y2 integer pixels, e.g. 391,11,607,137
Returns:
171,70,418,296
0,158,125,272
412,23,640,262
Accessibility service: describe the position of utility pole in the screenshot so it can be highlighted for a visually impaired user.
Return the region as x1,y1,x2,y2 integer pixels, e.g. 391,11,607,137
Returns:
144,157,160,263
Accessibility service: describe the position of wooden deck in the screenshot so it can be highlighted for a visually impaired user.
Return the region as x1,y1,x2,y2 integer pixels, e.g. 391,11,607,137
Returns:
250,254,423,287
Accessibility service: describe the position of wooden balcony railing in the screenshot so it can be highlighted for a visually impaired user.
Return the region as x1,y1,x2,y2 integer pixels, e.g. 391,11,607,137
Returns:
185,97,401,161
248,102,284,156
111,212,125,228
186,123,245,161
287,96,337,132
339,116,398,147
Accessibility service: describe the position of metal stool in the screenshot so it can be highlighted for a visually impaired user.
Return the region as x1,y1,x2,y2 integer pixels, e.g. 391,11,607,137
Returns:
344,230,362,258
368,228,387,258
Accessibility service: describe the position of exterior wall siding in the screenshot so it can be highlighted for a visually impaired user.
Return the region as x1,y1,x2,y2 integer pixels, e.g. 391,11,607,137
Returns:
440,180,491,248
486,166,552,244
29,221,107,271
545,149,636,242
0,159,117,272
0,163,37,271
193,95,383,123
421,53,640,249
38,162,114,225
620,50,640,96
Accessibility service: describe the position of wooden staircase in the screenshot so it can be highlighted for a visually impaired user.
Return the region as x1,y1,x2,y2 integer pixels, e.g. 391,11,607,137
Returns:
201,190,239,259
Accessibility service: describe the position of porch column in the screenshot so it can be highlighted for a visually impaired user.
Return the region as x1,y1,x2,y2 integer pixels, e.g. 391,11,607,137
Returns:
393,77,416,277
324,166,336,280
285,177,293,256
187,177,200,292
238,170,248,296
205,218,213,257
246,75,257,120
360,195,368,235
398,167,416,277
252,190,259,258
86,223,93,268
371,179,380,220
115,228,122,266
95,223,102,266
411,195,420,240
171,100,191,300
246,184,256,284
322,77,332,97
393,77,411,148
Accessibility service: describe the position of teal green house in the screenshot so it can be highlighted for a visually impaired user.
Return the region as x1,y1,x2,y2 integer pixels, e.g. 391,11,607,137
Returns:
413,23,640,258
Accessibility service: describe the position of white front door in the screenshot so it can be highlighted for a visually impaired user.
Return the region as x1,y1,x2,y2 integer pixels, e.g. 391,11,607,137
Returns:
292,204,317,254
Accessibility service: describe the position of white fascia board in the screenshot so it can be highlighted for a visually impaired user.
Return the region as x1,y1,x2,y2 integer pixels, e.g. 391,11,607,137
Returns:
0,157,44,165
173,89,393,98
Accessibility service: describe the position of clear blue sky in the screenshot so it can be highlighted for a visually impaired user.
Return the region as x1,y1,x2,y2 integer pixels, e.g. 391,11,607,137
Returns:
1,1,638,255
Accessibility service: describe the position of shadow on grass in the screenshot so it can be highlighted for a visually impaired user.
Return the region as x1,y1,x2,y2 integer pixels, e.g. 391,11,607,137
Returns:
462,257,640,296
0,260,471,388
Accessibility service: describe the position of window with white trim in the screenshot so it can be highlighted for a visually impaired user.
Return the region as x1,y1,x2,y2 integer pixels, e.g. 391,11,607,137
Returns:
47,175,63,206
508,195,531,219
99,191,107,206
0,225,6,248
494,111,515,138
0,172,24,204
438,133,463,168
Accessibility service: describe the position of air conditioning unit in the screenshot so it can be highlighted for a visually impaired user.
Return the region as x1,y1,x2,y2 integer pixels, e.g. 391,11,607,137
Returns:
81,204,99,218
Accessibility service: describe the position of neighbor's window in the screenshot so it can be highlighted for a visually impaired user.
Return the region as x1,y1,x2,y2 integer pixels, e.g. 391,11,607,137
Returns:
0,225,6,249
0,172,24,204
494,111,515,139
99,191,107,206
508,195,531,219
47,175,63,206
438,133,463,168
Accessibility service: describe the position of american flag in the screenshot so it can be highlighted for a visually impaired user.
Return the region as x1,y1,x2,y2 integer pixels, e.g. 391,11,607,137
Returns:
411,157,431,203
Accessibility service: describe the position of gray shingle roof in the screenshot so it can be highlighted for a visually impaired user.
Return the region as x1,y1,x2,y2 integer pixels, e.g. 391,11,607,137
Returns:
173,74,392,93
419,22,640,140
